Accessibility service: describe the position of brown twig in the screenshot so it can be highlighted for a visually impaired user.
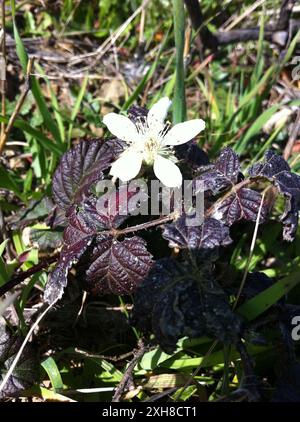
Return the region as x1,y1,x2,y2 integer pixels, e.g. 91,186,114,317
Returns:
0,253,59,297
277,0,296,30
184,0,218,54
112,339,151,402
0,57,34,154
75,347,134,362
185,0,299,49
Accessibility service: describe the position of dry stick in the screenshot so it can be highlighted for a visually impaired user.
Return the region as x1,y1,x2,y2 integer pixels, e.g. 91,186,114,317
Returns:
222,0,267,32
277,0,297,30
184,0,218,53
0,0,6,141
69,0,151,66
112,339,149,402
185,0,299,48
0,58,34,154
215,20,300,46
283,110,300,160
0,254,59,297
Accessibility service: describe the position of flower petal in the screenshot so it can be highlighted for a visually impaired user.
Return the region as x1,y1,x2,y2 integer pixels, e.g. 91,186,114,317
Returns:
103,113,139,143
153,155,182,187
110,150,143,182
147,97,172,134
163,119,205,146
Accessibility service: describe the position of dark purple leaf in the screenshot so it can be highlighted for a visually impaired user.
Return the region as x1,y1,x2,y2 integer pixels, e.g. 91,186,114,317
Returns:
82,235,153,295
67,189,138,233
162,215,232,249
175,140,209,169
249,150,300,241
212,187,266,226
44,233,93,304
46,204,68,229
128,105,148,122
281,197,299,242
131,258,243,353
248,150,290,179
52,138,124,210
45,188,143,302
194,147,241,194
0,325,39,399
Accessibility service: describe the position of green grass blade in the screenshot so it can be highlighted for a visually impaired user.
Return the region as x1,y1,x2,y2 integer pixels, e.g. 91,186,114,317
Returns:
172,0,186,124
41,357,64,392
238,270,300,321
67,75,88,145
0,116,63,155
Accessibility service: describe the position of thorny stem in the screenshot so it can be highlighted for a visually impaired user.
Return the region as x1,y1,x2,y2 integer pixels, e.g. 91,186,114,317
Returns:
112,339,153,402
114,213,176,236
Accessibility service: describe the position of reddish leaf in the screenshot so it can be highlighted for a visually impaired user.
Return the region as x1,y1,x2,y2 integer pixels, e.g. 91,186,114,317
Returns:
52,138,124,211
83,235,153,295
162,215,232,249
212,188,266,226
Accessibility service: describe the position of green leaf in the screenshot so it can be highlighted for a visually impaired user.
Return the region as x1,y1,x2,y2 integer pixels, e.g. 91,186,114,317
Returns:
0,116,63,156
235,104,281,153
41,357,64,392
67,75,88,144
11,11,62,145
0,165,24,200
238,270,300,321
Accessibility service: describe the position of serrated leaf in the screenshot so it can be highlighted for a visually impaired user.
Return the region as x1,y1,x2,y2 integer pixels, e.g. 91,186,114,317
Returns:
132,258,242,353
52,138,124,210
44,232,93,304
162,215,232,249
81,235,153,295
194,147,241,194
45,189,142,302
248,150,300,240
212,188,266,226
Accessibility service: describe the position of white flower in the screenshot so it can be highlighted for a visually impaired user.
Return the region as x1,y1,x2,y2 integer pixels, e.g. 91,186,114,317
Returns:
103,97,205,187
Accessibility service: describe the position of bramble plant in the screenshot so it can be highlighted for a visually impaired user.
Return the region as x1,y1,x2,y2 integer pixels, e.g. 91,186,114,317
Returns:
1,0,300,405
26,97,298,400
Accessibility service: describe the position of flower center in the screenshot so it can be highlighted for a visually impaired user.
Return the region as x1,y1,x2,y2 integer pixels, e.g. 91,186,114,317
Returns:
143,137,160,165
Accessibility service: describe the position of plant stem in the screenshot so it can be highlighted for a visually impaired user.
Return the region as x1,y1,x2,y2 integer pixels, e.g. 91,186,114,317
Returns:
172,0,186,124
